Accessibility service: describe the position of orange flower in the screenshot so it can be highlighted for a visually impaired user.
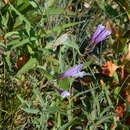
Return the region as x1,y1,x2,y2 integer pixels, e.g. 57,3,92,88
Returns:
102,61,118,77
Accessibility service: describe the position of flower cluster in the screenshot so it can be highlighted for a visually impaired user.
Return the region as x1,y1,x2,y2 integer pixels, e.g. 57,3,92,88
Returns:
59,64,86,79
54,24,112,98
90,24,112,45
55,64,86,98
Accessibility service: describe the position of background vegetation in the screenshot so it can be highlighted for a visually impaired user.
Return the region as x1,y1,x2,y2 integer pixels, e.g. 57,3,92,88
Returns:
0,0,130,129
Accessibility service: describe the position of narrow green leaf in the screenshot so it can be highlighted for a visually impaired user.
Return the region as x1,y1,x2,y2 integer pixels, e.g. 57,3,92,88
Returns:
33,88,46,108
0,42,6,47
3,51,12,72
22,108,39,114
96,0,106,10
29,1,38,8
4,31,19,38
45,57,59,64
46,21,83,35
45,8,64,15
7,38,36,50
37,65,54,80
63,40,83,56
9,4,31,26
59,119,76,130
16,0,30,12
44,0,58,8
59,78,70,90
17,95,26,104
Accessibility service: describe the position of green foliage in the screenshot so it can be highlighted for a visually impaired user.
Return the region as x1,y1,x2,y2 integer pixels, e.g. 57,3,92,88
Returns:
0,0,130,129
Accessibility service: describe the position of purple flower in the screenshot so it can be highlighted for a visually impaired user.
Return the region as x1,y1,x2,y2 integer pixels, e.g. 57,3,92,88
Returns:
55,87,70,98
59,64,86,79
90,24,112,45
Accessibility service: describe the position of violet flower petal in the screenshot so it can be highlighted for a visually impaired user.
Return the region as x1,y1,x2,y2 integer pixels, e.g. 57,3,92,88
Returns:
71,71,86,78
59,64,84,79
61,91,70,98
95,29,112,44
90,24,105,44
90,24,112,45
55,87,70,98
